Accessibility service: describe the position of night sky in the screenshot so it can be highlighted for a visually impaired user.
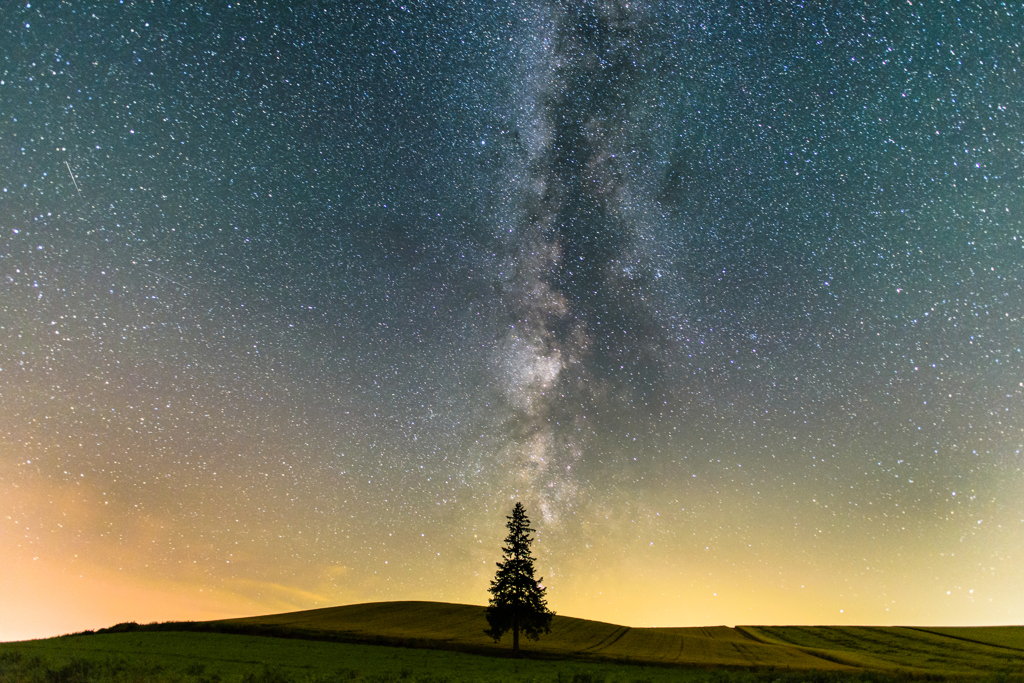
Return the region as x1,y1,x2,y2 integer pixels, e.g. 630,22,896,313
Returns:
2,1,1023,641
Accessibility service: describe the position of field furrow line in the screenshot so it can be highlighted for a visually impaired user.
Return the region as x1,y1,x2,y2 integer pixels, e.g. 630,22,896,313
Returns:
580,626,630,653
906,627,1024,652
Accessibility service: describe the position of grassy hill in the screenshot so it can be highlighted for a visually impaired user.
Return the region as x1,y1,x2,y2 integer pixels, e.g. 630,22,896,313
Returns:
2,601,1022,682
214,601,849,670
180,601,1024,675
0,630,707,683
738,625,1024,675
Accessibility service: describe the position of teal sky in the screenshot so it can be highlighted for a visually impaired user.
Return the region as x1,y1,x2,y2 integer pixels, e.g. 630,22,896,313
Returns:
1,1,1022,640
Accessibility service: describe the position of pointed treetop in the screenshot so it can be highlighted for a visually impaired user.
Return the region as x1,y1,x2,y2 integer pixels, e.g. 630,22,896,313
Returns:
485,501,554,656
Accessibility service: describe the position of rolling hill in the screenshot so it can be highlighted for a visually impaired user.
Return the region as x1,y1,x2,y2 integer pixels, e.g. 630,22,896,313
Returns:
190,601,1022,675
3,601,1022,682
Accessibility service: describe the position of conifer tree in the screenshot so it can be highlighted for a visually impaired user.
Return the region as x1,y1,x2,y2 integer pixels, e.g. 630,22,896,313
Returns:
484,502,554,656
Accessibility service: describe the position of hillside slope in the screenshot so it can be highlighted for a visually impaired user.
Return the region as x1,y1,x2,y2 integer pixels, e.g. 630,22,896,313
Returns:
218,601,842,668
206,601,1022,674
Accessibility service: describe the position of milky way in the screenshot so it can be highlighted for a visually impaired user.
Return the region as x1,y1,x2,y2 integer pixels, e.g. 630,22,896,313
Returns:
1,1,1022,639
494,1,664,523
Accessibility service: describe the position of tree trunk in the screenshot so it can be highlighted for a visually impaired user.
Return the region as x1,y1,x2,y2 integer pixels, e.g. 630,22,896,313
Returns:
512,614,520,657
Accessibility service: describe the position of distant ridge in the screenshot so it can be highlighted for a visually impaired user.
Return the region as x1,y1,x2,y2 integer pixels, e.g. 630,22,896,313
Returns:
106,600,1024,674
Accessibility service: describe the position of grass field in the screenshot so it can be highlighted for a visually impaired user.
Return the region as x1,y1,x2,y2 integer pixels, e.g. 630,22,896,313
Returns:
738,626,1024,675
214,602,851,670
212,601,1024,676
0,630,949,683
913,628,1024,652
0,630,707,683
1,601,1021,682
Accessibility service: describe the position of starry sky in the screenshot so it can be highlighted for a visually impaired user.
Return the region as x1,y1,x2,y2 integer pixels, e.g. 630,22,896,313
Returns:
2,1,1023,641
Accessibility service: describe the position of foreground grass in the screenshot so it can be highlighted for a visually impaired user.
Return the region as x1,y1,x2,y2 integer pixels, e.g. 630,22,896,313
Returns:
3,603,1022,682
208,603,846,670
0,631,979,683
186,602,1024,676
0,631,706,683
914,629,1024,652
739,627,1024,676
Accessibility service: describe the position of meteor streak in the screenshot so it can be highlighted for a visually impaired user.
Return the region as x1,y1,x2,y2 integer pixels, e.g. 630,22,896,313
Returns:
65,160,81,196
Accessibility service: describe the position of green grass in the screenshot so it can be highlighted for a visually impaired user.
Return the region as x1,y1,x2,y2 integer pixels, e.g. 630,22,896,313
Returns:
2,602,1022,682
0,631,783,683
911,628,1024,652
209,602,854,670
738,626,1024,676
213,602,1024,675
0,631,950,683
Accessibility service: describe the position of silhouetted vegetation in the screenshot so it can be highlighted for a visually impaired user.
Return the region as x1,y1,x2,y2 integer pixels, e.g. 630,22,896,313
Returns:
485,502,555,656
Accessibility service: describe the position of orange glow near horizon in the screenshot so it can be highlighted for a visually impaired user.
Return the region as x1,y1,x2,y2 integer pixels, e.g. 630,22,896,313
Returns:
4,446,1023,642
3,0,1024,646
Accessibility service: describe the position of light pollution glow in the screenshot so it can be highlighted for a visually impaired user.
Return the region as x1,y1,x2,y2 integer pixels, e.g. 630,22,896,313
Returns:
2,0,1023,642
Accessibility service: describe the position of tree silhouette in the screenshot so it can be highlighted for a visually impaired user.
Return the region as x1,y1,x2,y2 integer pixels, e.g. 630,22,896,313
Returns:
485,502,554,656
